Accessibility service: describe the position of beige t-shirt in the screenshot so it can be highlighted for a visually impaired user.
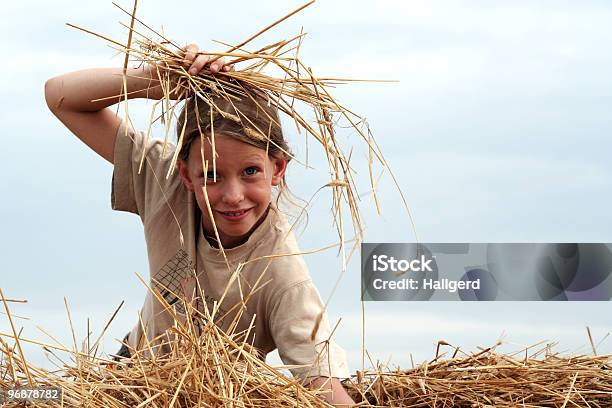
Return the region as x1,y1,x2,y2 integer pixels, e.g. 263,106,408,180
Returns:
111,120,349,380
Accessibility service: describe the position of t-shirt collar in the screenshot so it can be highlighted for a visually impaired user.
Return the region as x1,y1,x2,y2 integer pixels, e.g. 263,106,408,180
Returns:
197,205,277,263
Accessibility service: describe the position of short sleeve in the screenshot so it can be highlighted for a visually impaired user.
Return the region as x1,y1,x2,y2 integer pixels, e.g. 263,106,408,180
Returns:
269,280,350,381
111,119,178,219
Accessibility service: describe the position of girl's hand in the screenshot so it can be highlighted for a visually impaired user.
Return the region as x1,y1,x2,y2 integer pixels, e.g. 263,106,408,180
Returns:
182,43,235,75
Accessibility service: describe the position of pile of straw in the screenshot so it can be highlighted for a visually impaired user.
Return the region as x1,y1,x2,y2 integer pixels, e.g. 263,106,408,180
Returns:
2,299,611,408
1,292,331,407
2,291,611,407
345,342,612,407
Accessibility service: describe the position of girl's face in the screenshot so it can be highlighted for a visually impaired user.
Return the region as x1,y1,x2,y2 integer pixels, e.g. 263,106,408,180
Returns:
178,135,287,248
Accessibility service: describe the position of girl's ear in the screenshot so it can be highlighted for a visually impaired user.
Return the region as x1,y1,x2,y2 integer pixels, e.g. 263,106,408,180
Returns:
271,158,288,186
178,160,195,192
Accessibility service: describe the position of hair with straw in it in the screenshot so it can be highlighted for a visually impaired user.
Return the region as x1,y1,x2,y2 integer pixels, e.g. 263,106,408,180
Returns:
176,88,296,209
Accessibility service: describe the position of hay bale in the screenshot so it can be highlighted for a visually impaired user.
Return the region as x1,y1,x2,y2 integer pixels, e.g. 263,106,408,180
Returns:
0,294,331,407
1,293,610,407
344,343,612,407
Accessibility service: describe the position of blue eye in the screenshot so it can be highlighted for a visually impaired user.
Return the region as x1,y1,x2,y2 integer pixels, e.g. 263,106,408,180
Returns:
244,167,258,176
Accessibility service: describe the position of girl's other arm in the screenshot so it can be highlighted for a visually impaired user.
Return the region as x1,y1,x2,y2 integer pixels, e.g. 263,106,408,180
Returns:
307,376,355,407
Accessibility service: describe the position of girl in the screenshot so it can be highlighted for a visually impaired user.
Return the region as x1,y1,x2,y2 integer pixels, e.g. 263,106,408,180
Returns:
44,44,355,406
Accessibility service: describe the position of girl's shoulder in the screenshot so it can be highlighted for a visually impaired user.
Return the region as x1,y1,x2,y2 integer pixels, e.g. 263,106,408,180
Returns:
112,120,186,218
254,207,313,286
266,206,304,254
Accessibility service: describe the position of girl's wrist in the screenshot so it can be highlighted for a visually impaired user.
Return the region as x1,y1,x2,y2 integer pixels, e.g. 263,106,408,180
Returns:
131,64,189,100
127,65,164,100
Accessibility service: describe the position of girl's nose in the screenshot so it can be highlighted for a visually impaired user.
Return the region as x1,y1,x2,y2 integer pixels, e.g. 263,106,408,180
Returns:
221,180,244,205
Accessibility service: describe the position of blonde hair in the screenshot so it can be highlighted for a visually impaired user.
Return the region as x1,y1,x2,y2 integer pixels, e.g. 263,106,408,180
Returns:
176,89,297,209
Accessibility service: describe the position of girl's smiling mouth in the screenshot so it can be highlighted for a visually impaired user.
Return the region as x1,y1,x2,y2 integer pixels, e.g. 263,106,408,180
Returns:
216,207,254,221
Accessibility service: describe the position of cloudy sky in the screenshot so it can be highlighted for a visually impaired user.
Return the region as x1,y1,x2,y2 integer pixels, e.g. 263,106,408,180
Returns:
1,0,611,372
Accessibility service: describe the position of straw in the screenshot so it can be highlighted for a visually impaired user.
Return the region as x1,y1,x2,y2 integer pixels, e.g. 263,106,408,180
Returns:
2,299,610,408
65,0,413,263
343,342,612,407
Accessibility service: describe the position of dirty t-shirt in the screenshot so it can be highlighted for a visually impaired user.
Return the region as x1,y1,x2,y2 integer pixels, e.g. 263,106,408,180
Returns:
111,120,349,380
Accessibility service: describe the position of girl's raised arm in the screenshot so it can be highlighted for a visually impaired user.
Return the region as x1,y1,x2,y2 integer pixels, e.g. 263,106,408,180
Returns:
44,44,231,164
44,66,160,164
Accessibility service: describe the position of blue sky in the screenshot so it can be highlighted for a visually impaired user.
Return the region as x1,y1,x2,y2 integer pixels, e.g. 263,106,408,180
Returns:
1,0,611,372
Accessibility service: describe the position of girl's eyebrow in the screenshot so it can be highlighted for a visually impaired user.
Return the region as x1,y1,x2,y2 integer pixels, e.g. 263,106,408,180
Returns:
199,154,265,174
242,154,265,163
200,166,218,174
